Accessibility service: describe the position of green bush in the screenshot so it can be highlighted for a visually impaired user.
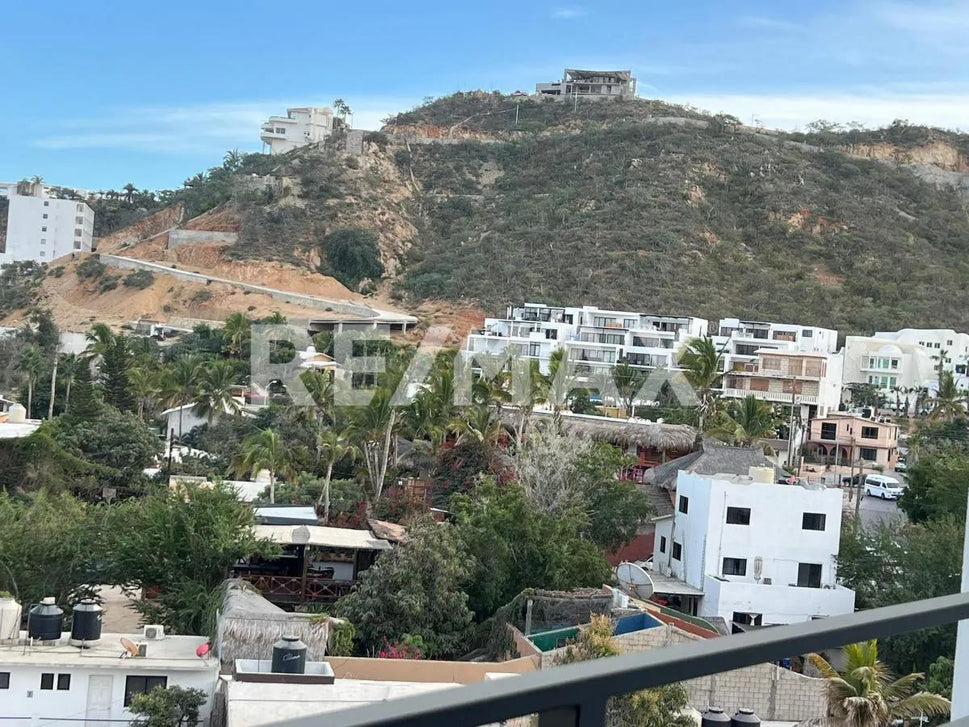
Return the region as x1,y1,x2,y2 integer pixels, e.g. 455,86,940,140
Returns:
76,257,106,280
321,227,384,287
123,269,155,289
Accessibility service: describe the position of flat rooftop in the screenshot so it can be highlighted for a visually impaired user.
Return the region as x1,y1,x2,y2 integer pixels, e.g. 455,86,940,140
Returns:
0,631,216,671
224,678,461,727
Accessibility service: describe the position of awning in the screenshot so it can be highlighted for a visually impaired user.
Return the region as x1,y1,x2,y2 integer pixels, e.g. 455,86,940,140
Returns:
253,524,392,551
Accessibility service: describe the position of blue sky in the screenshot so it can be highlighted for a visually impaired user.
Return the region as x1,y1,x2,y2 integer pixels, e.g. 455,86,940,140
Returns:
3,0,968,190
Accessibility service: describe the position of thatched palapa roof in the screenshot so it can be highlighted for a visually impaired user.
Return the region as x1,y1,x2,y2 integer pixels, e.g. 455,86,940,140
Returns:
216,579,337,666
501,409,697,452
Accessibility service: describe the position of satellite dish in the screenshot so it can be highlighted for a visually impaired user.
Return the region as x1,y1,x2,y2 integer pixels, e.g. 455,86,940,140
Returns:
616,561,654,601
120,637,139,658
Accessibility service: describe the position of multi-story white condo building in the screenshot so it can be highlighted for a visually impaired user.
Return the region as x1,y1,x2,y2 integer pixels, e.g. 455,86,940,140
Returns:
0,181,94,264
535,69,636,99
465,303,708,378
259,107,334,154
714,318,838,374
842,328,969,394
652,469,855,627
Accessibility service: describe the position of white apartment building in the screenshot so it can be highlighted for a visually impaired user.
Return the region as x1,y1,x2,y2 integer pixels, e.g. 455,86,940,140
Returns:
465,303,708,378
260,107,334,154
721,349,844,420
0,629,219,726
843,328,969,394
0,181,94,264
714,318,839,375
653,469,855,627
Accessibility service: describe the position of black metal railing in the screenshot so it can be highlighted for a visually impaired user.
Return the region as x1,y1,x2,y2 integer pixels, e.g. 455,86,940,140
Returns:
280,592,969,727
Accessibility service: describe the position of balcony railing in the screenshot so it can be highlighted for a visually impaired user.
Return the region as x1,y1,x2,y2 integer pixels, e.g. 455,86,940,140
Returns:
299,592,969,727
722,387,819,404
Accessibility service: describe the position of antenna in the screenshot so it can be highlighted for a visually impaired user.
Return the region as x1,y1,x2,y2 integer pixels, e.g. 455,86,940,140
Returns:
616,561,655,601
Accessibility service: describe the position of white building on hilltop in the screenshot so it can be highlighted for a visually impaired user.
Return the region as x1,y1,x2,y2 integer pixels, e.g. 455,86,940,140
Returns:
465,303,708,378
843,328,969,395
0,181,94,264
652,469,855,628
535,69,637,99
260,107,335,154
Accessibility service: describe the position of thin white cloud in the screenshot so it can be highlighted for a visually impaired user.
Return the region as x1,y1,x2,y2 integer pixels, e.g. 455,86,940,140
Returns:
875,0,969,34
737,16,803,32
32,98,417,154
669,89,969,132
551,6,587,20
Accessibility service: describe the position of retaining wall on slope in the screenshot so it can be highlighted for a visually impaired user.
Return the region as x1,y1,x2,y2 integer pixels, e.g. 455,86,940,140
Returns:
96,254,378,319
167,229,238,248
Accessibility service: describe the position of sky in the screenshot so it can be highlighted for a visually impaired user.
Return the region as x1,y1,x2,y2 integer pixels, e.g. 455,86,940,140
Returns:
3,0,969,190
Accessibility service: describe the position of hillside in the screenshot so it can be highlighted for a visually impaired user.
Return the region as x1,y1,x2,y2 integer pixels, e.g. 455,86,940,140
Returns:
76,92,969,336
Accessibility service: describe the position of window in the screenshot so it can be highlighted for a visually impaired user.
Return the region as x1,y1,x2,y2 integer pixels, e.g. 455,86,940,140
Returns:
948,340,953,346
797,563,822,588
39,251,45,258
76,203,83,212
802,513,827,531
860,447,878,461
41,238,46,244
42,213,48,219
44,201,50,207
528,343,541,357
722,557,747,576
659,536,667,553
75,216,84,225
0,672,9,689
861,426,879,439
819,422,837,440
678,496,689,514
935,343,941,349
726,506,751,525
671,541,682,561
41,673,54,690
275,126,286,134
801,329,813,337
124,675,168,706
41,226,47,232
57,673,71,690
75,228,83,237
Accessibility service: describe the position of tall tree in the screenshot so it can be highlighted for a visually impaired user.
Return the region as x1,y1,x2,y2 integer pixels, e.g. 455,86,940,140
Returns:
337,518,474,658
677,336,723,430
159,355,203,438
221,313,251,358
98,334,134,411
808,640,949,727
16,345,47,418
315,427,358,523
232,428,301,504
612,359,646,416
929,371,966,422
57,353,81,413
194,360,241,424
352,388,400,503
709,395,778,448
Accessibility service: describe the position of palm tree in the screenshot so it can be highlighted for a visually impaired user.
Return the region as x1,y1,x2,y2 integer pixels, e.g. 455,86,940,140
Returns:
57,353,81,413
233,428,300,505
352,388,400,503
222,313,251,358
83,322,116,361
158,355,203,438
808,640,949,726
16,345,47,418
223,149,244,171
315,427,359,522
127,366,159,420
301,369,335,423
122,183,137,204
612,359,645,417
929,371,966,422
933,348,951,379
710,396,778,449
451,404,505,448
678,336,724,430
194,360,241,424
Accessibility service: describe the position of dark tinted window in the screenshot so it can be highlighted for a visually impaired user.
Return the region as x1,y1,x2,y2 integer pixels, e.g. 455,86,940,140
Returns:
678,496,689,514
124,675,168,706
672,541,682,560
40,673,54,690
802,513,826,531
726,507,751,525
722,558,747,576
659,536,667,553
797,563,822,588
0,672,9,689
57,673,71,690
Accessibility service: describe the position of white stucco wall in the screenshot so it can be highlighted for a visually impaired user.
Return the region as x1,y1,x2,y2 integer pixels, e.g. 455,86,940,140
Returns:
1,188,93,264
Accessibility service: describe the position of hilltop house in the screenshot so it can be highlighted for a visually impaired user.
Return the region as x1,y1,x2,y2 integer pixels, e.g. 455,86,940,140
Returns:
535,69,637,99
260,107,335,154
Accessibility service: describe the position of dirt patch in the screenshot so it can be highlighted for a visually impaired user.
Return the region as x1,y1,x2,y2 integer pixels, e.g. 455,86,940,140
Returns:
181,204,241,231
812,264,845,287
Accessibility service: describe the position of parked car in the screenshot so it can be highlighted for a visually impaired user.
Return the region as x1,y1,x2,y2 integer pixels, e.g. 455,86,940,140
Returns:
840,473,862,486
864,474,904,500
895,459,907,473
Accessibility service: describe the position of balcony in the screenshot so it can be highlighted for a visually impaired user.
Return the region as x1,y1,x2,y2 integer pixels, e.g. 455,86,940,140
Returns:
237,573,355,604
309,592,969,727
722,387,819,405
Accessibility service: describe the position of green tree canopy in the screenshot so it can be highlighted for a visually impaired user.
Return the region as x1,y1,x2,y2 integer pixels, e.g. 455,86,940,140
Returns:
322,227,384,288
337,518,474,658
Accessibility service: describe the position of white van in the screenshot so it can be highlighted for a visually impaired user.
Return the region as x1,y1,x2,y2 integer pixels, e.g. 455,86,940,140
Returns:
864,474,904,500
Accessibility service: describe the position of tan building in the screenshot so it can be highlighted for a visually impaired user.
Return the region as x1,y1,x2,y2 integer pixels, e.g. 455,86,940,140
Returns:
806,414,899,468
722,349,844,417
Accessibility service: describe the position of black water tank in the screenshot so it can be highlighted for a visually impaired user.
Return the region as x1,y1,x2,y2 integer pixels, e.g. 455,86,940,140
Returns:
701,707,732,726
70,599,103,645
28,597,64,641
271,634,307,674
731,708,761,726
